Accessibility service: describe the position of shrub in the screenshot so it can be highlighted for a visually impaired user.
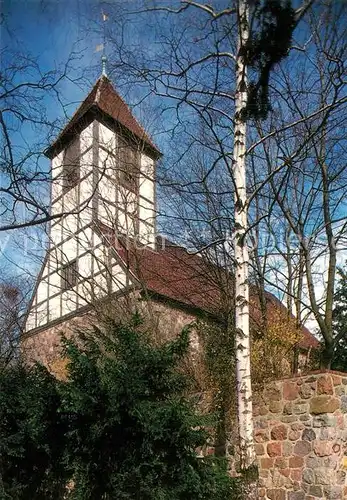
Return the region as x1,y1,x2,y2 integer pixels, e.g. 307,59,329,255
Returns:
0,316,240,499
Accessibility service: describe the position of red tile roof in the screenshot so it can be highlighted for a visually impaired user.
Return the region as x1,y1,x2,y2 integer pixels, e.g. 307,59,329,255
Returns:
46,76,160,158
97,226,320,351
130,243,224,314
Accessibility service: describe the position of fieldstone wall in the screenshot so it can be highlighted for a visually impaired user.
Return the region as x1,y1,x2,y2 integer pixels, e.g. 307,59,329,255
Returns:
21,296,200,375
253,371,347,499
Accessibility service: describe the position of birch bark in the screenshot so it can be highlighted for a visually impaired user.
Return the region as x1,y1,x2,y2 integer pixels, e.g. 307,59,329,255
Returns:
233,0,256,476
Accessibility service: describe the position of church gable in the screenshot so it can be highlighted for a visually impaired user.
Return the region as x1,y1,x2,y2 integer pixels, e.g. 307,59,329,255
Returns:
24,225,135,334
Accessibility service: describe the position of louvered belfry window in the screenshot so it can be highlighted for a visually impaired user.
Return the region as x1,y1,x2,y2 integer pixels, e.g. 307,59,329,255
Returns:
63,137,80,193
61,259,78,291
118,138,139,192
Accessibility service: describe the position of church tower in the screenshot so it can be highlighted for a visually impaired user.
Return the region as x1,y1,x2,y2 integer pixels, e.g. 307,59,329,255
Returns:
24,75,161,334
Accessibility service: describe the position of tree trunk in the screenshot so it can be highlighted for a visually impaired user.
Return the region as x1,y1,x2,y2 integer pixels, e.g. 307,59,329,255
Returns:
233,0,257,493
320,341,334,370
293,246,304,373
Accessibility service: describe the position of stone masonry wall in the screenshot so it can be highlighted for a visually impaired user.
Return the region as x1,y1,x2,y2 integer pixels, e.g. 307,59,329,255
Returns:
253,371,347,499
21,296,200,375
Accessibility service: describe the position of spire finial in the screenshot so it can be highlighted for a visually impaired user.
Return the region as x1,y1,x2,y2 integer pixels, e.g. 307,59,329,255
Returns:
100,11,109,77
102,54,107,77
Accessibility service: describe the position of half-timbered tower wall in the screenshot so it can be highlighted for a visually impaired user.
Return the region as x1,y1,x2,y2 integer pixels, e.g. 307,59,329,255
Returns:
25,108,157,333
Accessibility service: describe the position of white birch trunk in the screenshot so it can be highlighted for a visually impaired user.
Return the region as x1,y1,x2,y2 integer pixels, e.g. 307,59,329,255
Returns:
233,0,256,473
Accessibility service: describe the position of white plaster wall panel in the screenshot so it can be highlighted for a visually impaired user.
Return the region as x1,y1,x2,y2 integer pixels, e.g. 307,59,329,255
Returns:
99,123,116,153
61,226,73,244
99,176,115,204
118,210,135,236
61,237,78,261
98,203,116,227
139,177,154,206
49,246,62,271
139,196,154,213
64,214,78,237
93,232,102,248
139,154,155,247
78,205,93,228
139,156,155,204
139,213,155,247
52,151,64,182
51,152,64,202
78,253,92,278
79,174,94,205
111,264,128,291
77,226,92,252
97,204,108,227
139,197,155,223
37,279,49,303
36,301,48,327
93,245,108,270
99,147,117,178
127,199,137,217
38,261,50,281
61,290,77,316
80,123,94,154
93,273,108,298
140,153,154,178
49,271,62,295
118,194,137,219
49,295,61,321
52,197,63,216
91,245,102,264
80,148,93,178
50,222,62,247
64,186,79,212
118,186,136,205
138,222,155,247
78,281,93,306
51,181,61,202
26,311,36,332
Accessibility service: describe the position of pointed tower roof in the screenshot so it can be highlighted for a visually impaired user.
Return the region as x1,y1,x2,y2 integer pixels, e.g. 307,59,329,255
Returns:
45,75,161,159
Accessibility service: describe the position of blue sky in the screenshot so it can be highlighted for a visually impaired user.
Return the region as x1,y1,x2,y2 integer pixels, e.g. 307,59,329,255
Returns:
1,0,346,321
0,0,195,280
0,1,125,277
1,0,103,104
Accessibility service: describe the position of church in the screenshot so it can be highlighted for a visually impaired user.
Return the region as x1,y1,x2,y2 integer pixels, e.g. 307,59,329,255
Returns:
21,73,319,372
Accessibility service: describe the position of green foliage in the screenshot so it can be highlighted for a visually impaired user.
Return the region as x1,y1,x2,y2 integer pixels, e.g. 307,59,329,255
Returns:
197,320,236,455
201,321,235,392
242,0,296,120
0,316,239,499
332,264,347,371
0,363,68,499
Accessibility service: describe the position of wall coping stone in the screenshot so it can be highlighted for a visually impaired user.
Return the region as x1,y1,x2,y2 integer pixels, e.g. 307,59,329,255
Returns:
275,369,347,381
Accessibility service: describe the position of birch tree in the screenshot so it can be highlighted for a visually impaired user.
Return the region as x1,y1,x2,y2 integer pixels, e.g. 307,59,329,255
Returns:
232,0,254,471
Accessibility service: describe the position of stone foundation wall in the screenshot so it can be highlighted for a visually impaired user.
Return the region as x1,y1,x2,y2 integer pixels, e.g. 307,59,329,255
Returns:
253,371,347,499
21,296,200,375
21,313,95,376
